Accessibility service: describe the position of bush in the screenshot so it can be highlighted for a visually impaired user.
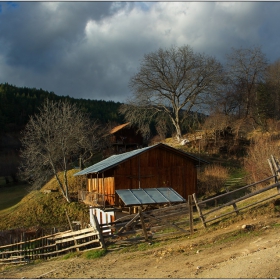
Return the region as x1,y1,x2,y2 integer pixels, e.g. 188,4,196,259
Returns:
197,164,230,196
244,136,280,183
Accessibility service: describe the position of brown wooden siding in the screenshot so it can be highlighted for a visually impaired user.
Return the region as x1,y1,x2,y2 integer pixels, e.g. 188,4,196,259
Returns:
113,147,197,198
87,175,115,206
86,145,198,206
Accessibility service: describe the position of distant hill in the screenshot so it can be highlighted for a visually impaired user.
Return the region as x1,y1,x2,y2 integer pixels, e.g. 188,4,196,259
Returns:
0,83,124,179
0,83,124,134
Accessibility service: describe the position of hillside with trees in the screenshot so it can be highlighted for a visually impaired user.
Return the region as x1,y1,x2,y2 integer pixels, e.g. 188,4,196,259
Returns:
119,45,280,187
2,45,280,193
120,45,277,142
0,83,123,134
0,83,124,180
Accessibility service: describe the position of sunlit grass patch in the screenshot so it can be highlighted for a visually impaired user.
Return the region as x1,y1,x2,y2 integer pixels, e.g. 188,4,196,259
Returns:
83,249,107,259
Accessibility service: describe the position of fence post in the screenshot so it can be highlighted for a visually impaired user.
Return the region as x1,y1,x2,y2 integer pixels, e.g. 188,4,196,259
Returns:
138,207,149,241
192,193,207,228
188,196,194,234
268,158,277,183
225,187,239,215
271,155,280,192
92,215,106,249
65,210,79,252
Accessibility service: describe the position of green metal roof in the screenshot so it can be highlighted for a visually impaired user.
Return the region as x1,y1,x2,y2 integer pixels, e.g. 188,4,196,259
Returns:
74,143,207,176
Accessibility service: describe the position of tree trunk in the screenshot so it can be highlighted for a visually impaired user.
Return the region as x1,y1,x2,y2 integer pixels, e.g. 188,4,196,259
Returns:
54,173,71,203
171,119,182,142
175,125,182,142
172,109,183,142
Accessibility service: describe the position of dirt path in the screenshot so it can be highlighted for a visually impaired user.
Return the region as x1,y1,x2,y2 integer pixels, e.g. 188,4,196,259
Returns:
1,216,280,279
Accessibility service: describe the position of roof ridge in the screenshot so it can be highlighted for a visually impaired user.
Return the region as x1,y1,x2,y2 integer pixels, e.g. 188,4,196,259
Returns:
74,142,207,176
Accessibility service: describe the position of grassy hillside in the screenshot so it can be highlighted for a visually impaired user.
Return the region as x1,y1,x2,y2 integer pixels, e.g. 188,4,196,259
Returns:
0,184,29,211
0,170,89,230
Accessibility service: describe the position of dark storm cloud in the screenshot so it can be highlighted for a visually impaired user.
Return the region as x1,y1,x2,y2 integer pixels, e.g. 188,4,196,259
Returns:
0,2,123,71
0,2,280,102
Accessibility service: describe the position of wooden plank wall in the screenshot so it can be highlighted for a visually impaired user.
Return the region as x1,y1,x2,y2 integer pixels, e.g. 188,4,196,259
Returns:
114,148,197,198
87,177,115,205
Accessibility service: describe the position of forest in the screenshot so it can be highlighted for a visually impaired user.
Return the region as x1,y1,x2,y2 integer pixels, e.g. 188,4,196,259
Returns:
0,83,124,181
0,82,124,134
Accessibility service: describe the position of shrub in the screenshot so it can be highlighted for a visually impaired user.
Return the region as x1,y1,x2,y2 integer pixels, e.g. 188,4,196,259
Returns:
197,164,230,196
244,136,280,183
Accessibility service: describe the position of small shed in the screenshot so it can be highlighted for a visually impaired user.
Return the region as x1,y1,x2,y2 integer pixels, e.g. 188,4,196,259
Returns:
75,143,207,210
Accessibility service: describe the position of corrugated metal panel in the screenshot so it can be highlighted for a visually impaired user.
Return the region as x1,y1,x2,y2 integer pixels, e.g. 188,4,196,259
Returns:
116,187,186,206
74,143,208,176
74,145,154,176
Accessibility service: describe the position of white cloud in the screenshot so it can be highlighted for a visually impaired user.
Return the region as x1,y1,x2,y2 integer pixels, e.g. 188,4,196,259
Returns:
0,2,280,102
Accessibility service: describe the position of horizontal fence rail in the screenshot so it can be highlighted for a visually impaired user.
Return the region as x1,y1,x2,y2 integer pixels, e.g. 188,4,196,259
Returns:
193,175,280,227
0,227,103,265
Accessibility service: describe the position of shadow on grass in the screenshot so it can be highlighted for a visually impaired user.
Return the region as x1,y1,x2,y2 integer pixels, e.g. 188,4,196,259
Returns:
0,183,29,211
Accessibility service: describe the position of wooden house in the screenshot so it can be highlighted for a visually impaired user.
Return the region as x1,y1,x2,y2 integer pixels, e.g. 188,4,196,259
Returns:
109,122,144,155
75,143,207,213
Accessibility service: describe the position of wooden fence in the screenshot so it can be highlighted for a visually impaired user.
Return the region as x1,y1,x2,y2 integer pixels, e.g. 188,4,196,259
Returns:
193,175,280,228
193,155,280,228
100,196,194,246
0,226,103,265
0,198,193,264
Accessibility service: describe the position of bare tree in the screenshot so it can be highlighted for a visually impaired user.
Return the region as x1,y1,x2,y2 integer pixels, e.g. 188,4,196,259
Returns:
19,99,102,203
266,58,280,120
208,77,243,118
226,46,268,123
120,45,223,141
267,59,280,88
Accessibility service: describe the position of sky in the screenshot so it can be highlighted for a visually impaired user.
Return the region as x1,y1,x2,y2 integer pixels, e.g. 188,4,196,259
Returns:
0,1,280,103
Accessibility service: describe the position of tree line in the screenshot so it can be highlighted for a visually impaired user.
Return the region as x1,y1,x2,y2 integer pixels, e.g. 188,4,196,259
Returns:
0,83,124,134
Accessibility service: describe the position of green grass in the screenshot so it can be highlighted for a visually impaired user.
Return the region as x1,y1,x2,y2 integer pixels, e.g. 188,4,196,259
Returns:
272,223,280,228
0,183,29,211
213,229,260,245
63,251,81,259
0,170,90,230
83,249,107,259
